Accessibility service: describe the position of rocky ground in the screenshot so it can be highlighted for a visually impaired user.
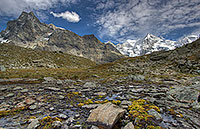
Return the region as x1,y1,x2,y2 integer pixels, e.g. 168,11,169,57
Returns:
0,77,199,129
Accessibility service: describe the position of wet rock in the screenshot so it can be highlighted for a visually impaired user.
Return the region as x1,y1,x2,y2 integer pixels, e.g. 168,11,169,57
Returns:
87,102,125,128
124,122,135,129
148,109,162,120
52,121,62,128
27,119,40,129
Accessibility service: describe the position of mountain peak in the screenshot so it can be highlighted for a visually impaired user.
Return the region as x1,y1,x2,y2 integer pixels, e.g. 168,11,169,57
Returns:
18,11,39,22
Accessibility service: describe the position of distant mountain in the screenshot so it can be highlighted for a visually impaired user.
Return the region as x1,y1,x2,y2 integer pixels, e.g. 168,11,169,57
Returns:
0,11,123,64
115,34,199,57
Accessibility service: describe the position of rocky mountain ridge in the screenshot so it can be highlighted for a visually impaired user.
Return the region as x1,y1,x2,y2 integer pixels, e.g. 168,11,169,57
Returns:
115,34,199,57
0,11,123,64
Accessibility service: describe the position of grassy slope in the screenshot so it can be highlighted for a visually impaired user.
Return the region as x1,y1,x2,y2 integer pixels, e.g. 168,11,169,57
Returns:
0,39,199,82
0,43,96,79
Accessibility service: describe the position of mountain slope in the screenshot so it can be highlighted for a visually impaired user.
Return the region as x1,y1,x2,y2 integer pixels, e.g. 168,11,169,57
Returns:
0,43,96,69
95,38,200,78
0,11,123,64
115,34,199,57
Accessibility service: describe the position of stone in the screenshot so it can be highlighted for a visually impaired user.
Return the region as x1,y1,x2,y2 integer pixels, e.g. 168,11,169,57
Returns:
52,121,62,128
82,104,101,109
127,75,145,81
49,107,54,111
45,87,60,91
87,102,125,128
27,119,40,129
0,88,7,92
25,98,36,105
148,109,162,120
21,89,29,93
0,65,6,72
94,92,107,96
124,122,135,129
59,95,65,100
6,93,14,98
83,82,96,88
13,87,23,90
59,114,68,119
91,125,100,129
29,105,37,110
167,84,200,103
120,100,132,106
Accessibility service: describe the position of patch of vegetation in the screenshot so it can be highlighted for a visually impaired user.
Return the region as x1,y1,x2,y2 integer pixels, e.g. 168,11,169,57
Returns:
128,99,162,128
0,106,28,118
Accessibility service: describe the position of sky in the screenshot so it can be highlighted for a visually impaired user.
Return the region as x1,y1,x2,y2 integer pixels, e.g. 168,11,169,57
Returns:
0,0,200,43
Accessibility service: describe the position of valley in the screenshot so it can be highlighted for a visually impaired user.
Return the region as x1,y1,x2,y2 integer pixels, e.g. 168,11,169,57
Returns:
0,11,200,129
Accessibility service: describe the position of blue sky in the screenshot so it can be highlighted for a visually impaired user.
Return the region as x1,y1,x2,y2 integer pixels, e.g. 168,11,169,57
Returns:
0,0,200,43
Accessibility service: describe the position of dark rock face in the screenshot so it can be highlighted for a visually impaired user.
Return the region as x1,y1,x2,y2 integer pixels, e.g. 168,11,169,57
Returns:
0,11,123,63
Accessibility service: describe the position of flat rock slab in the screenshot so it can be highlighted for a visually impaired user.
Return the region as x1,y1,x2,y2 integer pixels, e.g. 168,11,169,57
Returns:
87,102,125,129
167,84,200,103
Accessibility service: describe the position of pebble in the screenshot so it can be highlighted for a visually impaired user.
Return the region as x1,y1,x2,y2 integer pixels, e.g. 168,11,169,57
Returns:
59,114,68,119
29,105,37,110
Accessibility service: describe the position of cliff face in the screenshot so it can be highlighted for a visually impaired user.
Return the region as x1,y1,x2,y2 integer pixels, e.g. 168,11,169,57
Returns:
0,11,124,64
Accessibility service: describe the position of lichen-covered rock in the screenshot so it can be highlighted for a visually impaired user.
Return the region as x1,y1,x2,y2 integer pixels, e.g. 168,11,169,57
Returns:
87,102,125,128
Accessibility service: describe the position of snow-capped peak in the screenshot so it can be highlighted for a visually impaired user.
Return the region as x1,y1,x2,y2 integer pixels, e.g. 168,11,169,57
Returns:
114,33,198,57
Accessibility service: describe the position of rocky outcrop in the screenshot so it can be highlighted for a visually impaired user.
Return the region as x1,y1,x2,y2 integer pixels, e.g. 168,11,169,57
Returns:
87,102,125,128
0,11,123,63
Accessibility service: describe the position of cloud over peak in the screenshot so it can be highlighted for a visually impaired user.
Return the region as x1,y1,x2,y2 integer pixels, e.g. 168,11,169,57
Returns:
50,11,81,22
0,0,78,17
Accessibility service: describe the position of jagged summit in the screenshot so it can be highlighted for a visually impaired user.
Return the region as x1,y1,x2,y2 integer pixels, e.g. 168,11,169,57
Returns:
0,11,123,63
18,11,38,21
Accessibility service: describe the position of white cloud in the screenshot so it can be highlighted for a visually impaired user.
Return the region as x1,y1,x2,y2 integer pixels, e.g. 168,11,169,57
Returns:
0,0,78,17
95,0,200,42
50,11,80,22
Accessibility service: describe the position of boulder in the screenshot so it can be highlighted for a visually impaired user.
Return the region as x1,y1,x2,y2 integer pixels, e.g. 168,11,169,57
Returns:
27,119,40,129
83,82,96,88
167,84,200,103
124,122,135,129
87,102,125,128
0,65,6,72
